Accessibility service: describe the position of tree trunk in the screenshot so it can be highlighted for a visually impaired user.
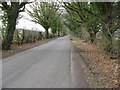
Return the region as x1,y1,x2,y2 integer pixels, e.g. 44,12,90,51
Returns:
21,30,25,45
118,38,120,57
58,30,60,37
2,11,19,50
102,30,113,54
17,30,20,46
33,36,36,43
38,32,41,40
53,33,55,37
45,28,49,39
89,32,96,43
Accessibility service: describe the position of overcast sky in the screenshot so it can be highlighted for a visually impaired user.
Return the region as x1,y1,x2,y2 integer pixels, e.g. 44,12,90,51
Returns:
0,3,45,31
16,18,45,31
16,4,45,32
0,1,64,32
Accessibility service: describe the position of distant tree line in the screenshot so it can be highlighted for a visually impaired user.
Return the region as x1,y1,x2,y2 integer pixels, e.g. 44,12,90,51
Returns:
13,29,44,46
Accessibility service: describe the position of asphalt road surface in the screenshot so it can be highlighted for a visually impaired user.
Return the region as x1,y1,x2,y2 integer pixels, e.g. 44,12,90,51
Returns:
2,36,88,88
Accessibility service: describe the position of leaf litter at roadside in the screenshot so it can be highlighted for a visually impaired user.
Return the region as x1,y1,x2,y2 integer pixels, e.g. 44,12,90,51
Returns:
72,37,119,88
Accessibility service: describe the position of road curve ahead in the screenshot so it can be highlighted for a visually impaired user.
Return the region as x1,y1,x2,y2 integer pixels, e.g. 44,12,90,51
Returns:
3,36,74,88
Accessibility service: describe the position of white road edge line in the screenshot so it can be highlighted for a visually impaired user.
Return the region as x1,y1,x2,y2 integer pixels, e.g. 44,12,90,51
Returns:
70,52,75,88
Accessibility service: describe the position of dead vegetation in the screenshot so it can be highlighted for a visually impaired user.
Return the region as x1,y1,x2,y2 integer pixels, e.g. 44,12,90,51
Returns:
72,37,119,88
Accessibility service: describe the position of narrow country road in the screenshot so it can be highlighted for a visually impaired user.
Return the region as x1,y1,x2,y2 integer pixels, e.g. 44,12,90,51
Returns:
2,36,88,88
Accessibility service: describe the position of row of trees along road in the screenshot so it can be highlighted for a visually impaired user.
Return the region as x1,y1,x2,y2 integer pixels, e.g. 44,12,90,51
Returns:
64,2,120,55
28,2,63,39
0,1,66,50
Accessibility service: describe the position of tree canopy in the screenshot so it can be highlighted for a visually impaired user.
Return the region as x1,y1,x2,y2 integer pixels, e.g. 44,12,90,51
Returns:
28,2,62,38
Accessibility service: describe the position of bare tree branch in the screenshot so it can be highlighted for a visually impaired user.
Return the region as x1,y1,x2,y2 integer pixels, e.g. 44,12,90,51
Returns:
1,2,9,10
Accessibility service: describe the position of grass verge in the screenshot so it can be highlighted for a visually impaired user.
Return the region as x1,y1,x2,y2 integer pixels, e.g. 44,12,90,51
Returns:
2,38,57,59
71,36,119,88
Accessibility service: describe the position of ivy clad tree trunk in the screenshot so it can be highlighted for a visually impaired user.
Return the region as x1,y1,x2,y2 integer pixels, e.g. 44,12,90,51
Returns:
1,2,28,50
2,8,19,50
